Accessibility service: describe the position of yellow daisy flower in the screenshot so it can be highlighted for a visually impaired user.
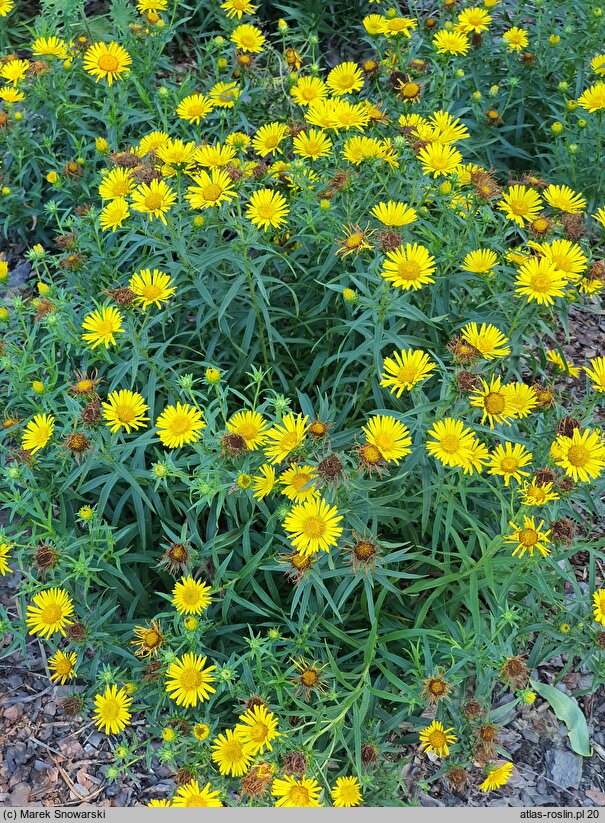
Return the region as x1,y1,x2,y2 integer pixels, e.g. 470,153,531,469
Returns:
578,82,605,113
264,413,308,463
176,93,214,123
32,36,69,59
502,27,528,51
102,389,149,433
505,516,551,558
498,185,543,226
461,248,497,274
433,29,470,55
131,179,176,224
81,305,125,349
230,23,265,53
552,427,605,482
371,200,417,227
292,129,333,160
235,704,280,754
418,142,462,177
129,268,176,309
48,650,77,684
186,168,237,210
26,588,74,639
22,413,55,454
542,184,586,214
98,168,134,200
290,76,329,106
480,762,513,792
488,442,533,485
0,543,13,576
426,418,477,470
362,415,412,462
593,590,605,625
165,653,216,707
0,59,30,85
246,188,289,231
171,576,212,615
470,375,516,428
585,356,605,392
514,257,567,305
381,242,436,290
93,685,132,735
272,775,322,807
282,496,343,556
252,464,276,499
155,403,205,449
380,348,435,396
211,728,255,776
419,720,457,757
331,776,362,807
279,464,319,502
326,61,364,96
99,197,130,231
83,42,132,85
172,780,222,807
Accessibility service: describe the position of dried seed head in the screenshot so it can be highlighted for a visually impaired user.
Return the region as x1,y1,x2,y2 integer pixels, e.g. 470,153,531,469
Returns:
561,213,585,240
60,253,85,272
379,230,403,252
107,287,135,306
478,723,499,743
456,370,479,394
66,621,88,642
159,542,190,576
65,432,92,459
174,769,194,786
463,699,482,720
80,397,102,427
551,517,576,545
34,299,56,321
422,674,450,705
589,261,605,284
240,763,273,798
221,432,248,457
534,468,557,486
316,453,344,483
61,695,85,716
64,160,82,179
282,752,307,775
54,232,78,251
34,543,59,576
308,419,330,439
361,743,379,765
556,417,581,438
446,766,469,792
448,336,481,365
500,656,529,689
111,151,139,168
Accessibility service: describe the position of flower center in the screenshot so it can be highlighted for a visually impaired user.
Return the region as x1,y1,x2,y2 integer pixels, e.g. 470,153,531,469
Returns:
102,698,120,721
115,404,136,423
224,739,244,760
291,471,313,491
301,669,318,686
500,457,518,473
256,202,278,219
402,82,420,98
182,587,201,605
145,192,164,211
180,667,203,690
484,392,506,414
250,722,268,742
41,603,62,624
372,433,394,453
567,444,589,466
144,629,160,647
302,516,325,538
355,541,375,560
440,434,461,453
301,87,317,100
170,415,193,435
397,365,418,384
362,443,382,463
55,658,73,675
280,431,299,450
519,528,538,546
98,54,120,72
142,284,162,299
397,260,421,280
429,730,447,747
289,786,310,806
202,183,223,201
510,198,528,215
96,320,115,337
533,218,548,232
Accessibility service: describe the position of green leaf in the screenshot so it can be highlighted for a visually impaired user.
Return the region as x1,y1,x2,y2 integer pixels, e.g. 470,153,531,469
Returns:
530,680,591,756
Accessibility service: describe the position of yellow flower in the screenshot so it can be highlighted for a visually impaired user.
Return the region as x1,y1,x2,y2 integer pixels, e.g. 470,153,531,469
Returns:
470,375,516,428
505,516,551,558
131,620,165,658
193,723,210,741
460,322,510,360
155,403,206,449
231,23,265,53
461,249,498,275
0,86,24,103
26,588,74,639
48,650,77,684
272,775,322,807
593,590,605,625
327,61,364,96
98,168,134,200
221,0,257,17
546,349,581,377
226,410,268,449
83,42,132,85
363,14,387,35
0,543,13,576
22,413,55,454
172,780,222,807
381,242,436,290
0,58,29,85
518,480,559,506
361,414,412,464
129,269,176,309
264,413,308,463
138,130,170,155
32,36,69,59
176,93,214,123
371,200,416,227
279,464,319,502
99,197,130,231
552,427,605,482
252,464,276,499
488,443,533,486
331,776,362,807
585,357,605,393
480,762,513,792
93,685,132,735
165,652,216,707
505,383,538,418
147,799,171,807
102,389,149,434
433,29,470,55
246,188,289,231
502,27,528,51
290,76,328,106
282,496,343,556
514,257,567,305
0,0,14,15
380,348,435,396
131,179,176,224
532,238,587,282
171,576,212,615
418,142,462,177
498,185,543,226
426,418,477,470
543,184,586,214
457,6,491,32
419,720,457,757
209,81,240,108
211,728,255,776
82,306,125,349
186,168,237,210
292,129,333,160
578,82,605,112
235,704,280,754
